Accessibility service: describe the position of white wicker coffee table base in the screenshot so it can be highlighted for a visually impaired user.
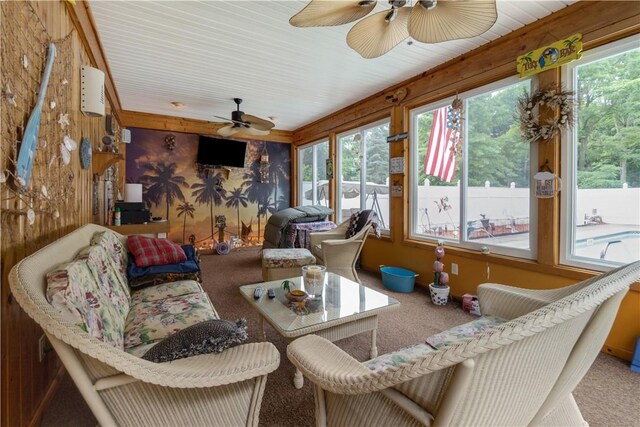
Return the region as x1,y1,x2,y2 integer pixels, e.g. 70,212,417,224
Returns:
258,314,379,389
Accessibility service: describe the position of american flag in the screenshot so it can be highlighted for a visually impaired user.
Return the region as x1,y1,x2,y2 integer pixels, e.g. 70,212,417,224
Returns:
423,107,458,183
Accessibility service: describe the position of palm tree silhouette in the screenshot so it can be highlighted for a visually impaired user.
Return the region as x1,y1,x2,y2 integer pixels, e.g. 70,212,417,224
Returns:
176,201,195,243
225,187,249,236
242,155,272,240
191,173,227,244
139,161,188,219
266,145,291,211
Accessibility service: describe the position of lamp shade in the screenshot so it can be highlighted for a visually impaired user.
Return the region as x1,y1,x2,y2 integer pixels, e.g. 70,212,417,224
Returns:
124,183,143,203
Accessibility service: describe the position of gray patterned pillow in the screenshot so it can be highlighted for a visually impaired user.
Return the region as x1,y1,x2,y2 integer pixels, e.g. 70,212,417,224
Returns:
142,319,248,363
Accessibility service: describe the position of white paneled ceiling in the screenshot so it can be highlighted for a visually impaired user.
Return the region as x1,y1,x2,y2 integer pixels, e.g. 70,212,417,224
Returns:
89,0,576,130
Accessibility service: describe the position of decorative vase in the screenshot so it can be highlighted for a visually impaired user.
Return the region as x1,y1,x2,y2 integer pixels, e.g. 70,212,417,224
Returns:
429,283,450,306
302,265,326,298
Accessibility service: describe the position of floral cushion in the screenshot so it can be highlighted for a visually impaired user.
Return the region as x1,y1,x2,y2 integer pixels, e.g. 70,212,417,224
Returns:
130,280,204,305
90,231,129,296
124,293,217,351
425,315,506,349
363,343,435,373
46,255,125,349
77,245,129,316
262,248,316,268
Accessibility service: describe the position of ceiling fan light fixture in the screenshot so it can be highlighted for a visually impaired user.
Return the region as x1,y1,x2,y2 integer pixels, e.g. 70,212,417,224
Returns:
418,0,437,10
215,98,275,137
385,8,398,23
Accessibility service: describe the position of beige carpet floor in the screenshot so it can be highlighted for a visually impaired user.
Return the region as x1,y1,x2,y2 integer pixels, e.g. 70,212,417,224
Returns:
41,248,640,426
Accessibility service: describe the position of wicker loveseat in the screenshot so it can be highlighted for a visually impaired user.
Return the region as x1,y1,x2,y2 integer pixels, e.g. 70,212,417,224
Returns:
287,261,640,427
9,224,280,427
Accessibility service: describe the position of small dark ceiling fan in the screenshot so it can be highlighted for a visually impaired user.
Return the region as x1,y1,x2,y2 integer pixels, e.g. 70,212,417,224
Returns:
214,98,275,137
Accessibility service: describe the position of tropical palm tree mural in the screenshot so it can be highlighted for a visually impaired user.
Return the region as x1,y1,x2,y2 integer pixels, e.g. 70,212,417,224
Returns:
191,173,227,245
242,159,272,240
176,201,195,243
139,161,188,220
225,187,249,236
266,145,291,211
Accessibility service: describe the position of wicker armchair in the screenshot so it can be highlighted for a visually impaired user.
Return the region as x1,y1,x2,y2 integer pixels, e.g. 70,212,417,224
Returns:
9,224,280,427
287,261,640,427
309,219,374,283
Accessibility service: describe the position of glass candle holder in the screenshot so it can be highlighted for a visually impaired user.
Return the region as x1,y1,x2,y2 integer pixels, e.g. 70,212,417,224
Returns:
302,265,326,298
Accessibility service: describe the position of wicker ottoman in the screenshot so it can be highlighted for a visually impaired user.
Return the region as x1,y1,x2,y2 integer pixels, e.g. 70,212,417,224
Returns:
262,248,316,281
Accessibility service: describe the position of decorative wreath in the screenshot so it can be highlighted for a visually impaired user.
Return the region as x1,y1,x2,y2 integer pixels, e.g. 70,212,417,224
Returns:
517,85,574,143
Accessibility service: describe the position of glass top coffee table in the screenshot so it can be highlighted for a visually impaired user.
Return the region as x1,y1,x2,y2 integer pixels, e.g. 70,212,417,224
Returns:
240,272,399,388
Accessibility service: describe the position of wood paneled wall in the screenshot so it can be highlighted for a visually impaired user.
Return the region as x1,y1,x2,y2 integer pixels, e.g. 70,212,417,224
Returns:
0,2,120,426
291,1,640,360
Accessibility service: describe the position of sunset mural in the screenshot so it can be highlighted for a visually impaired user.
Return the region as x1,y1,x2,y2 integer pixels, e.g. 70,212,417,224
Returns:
126,128,291,249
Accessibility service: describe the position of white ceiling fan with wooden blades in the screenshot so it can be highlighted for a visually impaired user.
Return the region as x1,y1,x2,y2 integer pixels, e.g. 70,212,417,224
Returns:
290,0,498,59
214,98,275,137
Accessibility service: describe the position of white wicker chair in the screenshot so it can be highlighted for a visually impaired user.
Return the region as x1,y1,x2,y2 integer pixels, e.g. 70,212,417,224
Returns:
287,261,640,427
309,220,374,283
9,224,280,427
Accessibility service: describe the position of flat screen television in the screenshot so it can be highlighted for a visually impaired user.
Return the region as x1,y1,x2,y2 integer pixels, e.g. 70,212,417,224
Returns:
196,136,247,168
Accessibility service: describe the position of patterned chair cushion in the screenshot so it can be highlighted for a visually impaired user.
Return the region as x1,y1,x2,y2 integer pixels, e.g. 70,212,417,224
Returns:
130,280,204,305
345,209,379,238
362,316,506,374
128,235,187,267
46,251,125,349
124,293,218,351
262,248,316,268
142,318,248,363
363,343,435,373
425,315,506,349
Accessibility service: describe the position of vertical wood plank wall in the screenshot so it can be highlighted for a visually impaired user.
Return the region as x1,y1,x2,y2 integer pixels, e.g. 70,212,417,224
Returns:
291,2,640,360
0,2,119,426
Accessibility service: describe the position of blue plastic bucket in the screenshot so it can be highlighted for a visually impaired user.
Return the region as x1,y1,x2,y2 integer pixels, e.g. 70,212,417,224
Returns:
380,266,418,293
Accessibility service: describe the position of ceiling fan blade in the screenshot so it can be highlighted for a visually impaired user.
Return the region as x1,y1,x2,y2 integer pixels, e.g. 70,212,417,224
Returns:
408,0,497,43
243,127,271,136
290,0,376,27
241,114,275,131
347,7,410,59
218,125,241,137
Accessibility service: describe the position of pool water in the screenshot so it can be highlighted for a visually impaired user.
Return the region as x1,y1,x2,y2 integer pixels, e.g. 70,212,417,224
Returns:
575,231,640,264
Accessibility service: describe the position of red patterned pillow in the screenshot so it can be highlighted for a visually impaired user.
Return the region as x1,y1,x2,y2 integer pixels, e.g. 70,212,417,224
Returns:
128,235,187,267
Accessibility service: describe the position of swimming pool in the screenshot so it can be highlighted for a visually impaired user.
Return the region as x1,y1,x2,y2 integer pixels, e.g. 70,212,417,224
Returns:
575,231,640,263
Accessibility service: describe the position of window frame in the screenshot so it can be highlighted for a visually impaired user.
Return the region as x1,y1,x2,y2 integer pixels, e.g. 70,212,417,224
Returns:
297,138,329,207
409,75,537,259
560,34,640,271
336,117,391,233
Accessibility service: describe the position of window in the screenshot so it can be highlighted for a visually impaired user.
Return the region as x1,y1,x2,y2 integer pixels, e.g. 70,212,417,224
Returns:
298,139,329,207
410,77,535,258
337,120,390,231
562,35,640,269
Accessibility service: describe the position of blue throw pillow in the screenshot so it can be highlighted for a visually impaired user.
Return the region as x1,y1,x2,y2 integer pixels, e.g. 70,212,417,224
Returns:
127,244,200,279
